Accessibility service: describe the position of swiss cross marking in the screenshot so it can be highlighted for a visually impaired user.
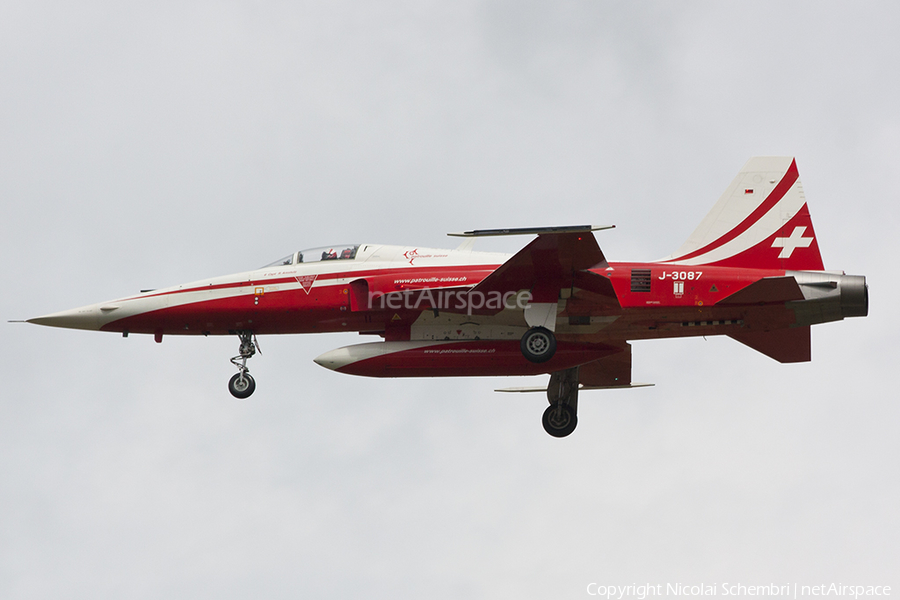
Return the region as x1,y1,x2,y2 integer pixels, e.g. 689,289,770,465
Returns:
771,226,813,258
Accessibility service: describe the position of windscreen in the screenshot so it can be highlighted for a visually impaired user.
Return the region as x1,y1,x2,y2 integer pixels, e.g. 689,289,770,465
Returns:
261,245,360,268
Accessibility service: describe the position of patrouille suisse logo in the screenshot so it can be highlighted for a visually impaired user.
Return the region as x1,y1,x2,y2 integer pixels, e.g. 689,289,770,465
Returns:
403,248,448,266
403,248,420,265
295,274,317,294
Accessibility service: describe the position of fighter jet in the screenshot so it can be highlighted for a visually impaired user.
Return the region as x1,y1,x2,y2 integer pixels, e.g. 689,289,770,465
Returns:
28,157,868,437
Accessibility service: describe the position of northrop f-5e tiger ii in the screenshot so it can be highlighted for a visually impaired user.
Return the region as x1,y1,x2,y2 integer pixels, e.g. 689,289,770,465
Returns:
27,157,868,437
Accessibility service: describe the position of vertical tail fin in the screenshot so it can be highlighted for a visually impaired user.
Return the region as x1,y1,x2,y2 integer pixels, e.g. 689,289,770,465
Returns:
660,157,825,270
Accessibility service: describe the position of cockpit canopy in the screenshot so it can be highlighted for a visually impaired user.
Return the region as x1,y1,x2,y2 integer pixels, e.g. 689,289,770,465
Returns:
262,245,360,268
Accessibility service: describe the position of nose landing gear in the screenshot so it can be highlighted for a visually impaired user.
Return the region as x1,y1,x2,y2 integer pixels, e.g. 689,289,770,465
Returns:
228,372,255,398
228,331,260,399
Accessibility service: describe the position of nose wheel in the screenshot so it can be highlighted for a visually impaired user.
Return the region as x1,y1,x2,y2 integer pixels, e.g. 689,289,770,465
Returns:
228,331,260,399
228,372,256,399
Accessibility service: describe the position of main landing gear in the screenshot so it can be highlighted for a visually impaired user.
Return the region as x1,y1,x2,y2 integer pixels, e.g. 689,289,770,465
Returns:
521,326,557,363
228,331,259,399
543,403,576,437
542,367,579,437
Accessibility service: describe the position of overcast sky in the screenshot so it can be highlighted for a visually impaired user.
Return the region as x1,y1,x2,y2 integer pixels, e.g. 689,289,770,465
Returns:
2,2,898,598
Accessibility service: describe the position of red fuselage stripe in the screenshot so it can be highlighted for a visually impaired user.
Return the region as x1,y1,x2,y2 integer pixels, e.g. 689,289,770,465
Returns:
129,264,503,301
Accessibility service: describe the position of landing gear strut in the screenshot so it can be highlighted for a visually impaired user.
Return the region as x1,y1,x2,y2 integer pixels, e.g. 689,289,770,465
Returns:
542,366,579,437
228,331,259,399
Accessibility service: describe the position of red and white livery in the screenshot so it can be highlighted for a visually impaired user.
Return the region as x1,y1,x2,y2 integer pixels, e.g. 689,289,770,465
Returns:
28,158,868,437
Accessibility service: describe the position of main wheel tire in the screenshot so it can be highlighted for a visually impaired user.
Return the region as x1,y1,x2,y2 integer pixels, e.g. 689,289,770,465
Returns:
228,372,256,399
542,403,577,438
520,326,557,363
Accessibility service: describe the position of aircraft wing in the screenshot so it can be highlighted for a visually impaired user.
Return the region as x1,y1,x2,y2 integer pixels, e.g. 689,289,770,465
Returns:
463,227,615,304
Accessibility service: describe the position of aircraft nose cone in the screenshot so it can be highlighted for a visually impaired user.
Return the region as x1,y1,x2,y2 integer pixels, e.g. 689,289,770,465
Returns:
27,306,103,331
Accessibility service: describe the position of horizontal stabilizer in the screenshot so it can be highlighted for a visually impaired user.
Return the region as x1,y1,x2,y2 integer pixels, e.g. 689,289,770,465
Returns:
720,276,805,305
728,326,811,363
